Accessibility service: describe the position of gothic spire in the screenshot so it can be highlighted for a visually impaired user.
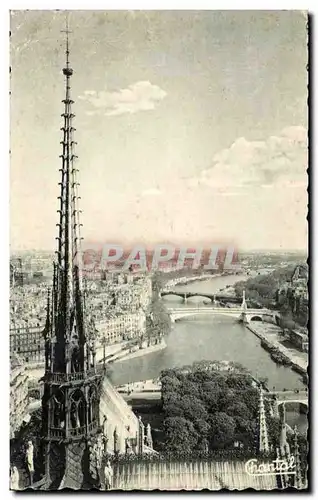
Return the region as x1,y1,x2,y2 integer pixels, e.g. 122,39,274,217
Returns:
47,19,91,375
293,426,304,489
258,387,269,453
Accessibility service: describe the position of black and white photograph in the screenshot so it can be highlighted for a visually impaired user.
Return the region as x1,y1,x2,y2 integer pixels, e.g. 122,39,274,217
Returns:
9,9,308,491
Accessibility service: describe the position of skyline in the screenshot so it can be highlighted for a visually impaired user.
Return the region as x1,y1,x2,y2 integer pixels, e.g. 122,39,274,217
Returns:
10,10,308,252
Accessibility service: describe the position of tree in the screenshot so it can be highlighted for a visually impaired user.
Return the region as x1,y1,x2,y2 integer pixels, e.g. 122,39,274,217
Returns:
200,381,222,413
241,388,259,419
164,417,198,454
234,416,257,447
209,412,236,447
226,402,251,420
225,374,252,390
179,395,208,423
194,419,210,437
163,400,185,419
161,374,182,395
148,296,171,337
160,363,274,455
178,380,201,399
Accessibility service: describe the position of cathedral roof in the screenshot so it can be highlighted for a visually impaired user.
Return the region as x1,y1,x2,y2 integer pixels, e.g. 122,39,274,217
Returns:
111,459,278,490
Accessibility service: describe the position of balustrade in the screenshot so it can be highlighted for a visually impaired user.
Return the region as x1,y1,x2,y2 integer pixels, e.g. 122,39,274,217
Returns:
48,420,99,440
49,427,65,438
45,369,99,384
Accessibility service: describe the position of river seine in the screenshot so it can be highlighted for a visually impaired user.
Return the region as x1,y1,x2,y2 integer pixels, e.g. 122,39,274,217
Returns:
110,274,307,434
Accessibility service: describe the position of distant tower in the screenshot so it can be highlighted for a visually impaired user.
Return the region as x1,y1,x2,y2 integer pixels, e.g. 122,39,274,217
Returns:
258,388,269,453
239,289,248,323
40,22,103,490
241,290,247,310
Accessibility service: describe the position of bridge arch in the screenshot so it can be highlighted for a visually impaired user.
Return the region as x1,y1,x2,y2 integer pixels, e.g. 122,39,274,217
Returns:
249,315,263,322
277,400,308,412
169,308,273,324
161,292,184,299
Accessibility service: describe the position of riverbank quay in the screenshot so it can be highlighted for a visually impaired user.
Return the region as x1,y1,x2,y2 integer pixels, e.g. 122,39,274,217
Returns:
117,378,161,393
24,341,129,381
25,338,167,385
164,273,222,289
116,378,161,402
246,322,308,378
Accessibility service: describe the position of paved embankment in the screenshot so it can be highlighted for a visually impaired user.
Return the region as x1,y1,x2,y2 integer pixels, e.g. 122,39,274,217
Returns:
25,339,166,382
109,339,167,364
117,378,161,402
246,323,308,376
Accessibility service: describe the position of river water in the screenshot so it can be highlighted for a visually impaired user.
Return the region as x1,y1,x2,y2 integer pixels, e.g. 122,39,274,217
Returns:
110,274,308,434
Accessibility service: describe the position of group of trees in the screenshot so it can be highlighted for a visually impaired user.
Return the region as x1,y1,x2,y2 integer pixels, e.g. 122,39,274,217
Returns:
234,266,295,307
160,364,279,455
277,288,308,329
146,297,171,341
146,274,171,340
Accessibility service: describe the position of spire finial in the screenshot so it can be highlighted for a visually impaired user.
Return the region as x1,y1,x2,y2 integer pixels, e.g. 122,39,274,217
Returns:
61,14,73,76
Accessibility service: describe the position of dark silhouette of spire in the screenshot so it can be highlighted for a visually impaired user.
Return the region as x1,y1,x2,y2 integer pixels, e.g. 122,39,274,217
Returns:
48,18,89,374
40,19,102,490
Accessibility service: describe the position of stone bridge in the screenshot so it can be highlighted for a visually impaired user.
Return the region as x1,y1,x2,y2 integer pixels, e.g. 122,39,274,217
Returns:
167,306,277,324
161,290,242,304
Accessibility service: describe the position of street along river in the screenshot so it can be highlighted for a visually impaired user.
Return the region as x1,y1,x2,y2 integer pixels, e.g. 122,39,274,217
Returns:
110,274,308,434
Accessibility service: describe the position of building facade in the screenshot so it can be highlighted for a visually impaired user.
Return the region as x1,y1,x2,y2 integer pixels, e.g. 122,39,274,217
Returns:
96,311,146,345
288,329,309,352
10,325,45,363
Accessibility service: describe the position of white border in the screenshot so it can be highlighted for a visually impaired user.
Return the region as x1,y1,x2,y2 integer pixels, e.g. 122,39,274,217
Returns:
3,1,315,10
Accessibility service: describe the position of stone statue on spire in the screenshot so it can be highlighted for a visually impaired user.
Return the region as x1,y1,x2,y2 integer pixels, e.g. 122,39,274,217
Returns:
279,403,290,458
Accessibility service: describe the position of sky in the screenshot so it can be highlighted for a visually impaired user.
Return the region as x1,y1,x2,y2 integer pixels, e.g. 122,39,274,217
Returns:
10,10,308,252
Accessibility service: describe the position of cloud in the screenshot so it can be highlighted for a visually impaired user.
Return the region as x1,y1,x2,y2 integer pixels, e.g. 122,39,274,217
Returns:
79,81,167,116
188,126,307,192
141,188,162,197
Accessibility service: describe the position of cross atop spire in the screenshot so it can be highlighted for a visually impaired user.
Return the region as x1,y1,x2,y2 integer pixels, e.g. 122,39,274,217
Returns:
61,16,73,76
